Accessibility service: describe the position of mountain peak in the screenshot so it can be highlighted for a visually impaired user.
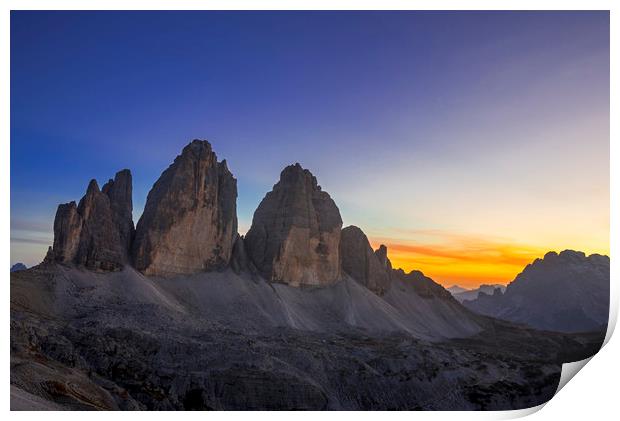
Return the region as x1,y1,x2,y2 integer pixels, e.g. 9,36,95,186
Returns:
10,263,27,272
86,179,100,195
245,164,342,287
132,139,237,276
340,225,391,295
49,170,133,271
464,249,609,332
278,163,321,190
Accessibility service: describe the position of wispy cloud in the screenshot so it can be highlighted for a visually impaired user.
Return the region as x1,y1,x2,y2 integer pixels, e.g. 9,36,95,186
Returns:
11,236,52,245
11,218,52,234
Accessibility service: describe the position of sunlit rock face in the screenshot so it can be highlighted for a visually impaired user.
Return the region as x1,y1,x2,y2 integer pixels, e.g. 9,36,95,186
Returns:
48,170,134,271
132,140,238,277
245,163,342,287
340,226,391,295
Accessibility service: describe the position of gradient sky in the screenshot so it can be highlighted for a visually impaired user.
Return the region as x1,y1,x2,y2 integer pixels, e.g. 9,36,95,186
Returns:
10,11,609,287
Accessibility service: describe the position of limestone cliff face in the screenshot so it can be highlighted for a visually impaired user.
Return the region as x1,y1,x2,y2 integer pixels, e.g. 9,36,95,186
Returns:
374,244,392,272
50,202,83,264
340,226,391,295
48,170,134,271
245,163,342,287
102,169,134,260
132,140,238,277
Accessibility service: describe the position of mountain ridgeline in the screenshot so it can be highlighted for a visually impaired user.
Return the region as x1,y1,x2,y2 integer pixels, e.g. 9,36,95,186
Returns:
44,139,450,298
463,251,610,333
41,139,609,335
448,284,507,303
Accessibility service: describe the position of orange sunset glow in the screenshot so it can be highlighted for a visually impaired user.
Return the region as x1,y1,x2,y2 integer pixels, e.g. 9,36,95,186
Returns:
369,232,609,288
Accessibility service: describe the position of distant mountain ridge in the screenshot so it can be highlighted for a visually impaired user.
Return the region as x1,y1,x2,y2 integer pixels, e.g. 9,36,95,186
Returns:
10,263,27,272
447,285,468,294
463,250,609,332
448,284,507,303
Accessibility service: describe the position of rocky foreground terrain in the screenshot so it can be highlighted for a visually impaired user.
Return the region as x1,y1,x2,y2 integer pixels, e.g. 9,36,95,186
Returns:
10,265,605,410
11,139,608,410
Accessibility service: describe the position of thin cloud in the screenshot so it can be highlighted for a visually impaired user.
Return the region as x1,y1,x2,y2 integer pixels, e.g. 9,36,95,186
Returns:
11,219,52,234
11,237,52,245
367,230,549,288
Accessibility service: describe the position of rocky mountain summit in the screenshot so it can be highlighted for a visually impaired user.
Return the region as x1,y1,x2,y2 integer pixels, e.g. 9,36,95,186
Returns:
463,250,609,332
245,163,342,287
340,226,391,295
37,139,478,333
132,140,238,276
39,140,611,337
10,263,27,272
45,170,134,271
102,169,135,260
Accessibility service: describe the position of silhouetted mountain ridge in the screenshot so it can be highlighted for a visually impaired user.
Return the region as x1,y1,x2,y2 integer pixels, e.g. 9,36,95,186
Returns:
448,284,507,303
463,250,609,332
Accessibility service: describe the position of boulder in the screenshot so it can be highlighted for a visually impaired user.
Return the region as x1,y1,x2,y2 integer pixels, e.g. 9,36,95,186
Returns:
245,163,342,287
132,140,238,277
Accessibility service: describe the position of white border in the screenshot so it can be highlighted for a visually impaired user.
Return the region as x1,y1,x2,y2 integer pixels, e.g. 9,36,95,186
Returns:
3,1,617,419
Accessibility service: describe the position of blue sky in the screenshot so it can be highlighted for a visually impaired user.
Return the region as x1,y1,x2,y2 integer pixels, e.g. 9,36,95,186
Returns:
11,11,609,286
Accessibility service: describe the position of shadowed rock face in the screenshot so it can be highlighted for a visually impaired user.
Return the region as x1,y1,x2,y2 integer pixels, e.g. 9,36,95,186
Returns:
229,235,255,275
463,250,610,332
132,140,238,277
51,202,83,264
245,163,342,287
102,169,134,260
48,171,134,271
340,226,391,295
390,269,455,300
375,245,392,271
